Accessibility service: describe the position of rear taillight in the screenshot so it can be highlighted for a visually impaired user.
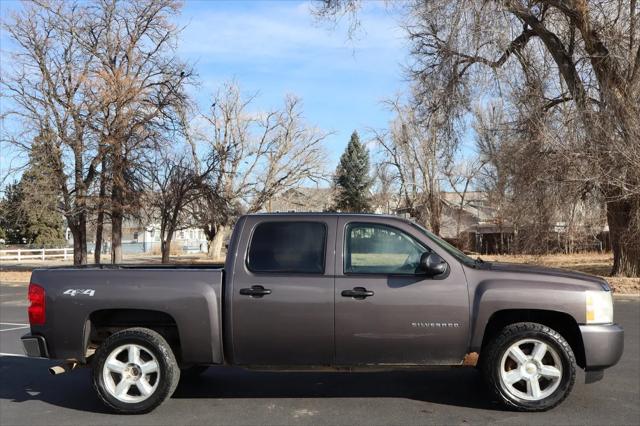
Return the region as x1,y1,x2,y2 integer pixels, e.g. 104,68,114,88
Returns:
28,283,46,325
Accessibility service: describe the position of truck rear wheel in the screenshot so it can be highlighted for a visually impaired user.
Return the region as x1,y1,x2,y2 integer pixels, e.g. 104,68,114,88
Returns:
92,327,180,414
481,322,576,411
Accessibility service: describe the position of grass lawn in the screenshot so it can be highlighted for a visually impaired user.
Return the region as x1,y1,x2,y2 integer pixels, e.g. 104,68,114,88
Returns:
484,252,639,295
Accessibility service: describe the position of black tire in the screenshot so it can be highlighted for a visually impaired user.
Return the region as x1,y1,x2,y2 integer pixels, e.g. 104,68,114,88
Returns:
92,327,180,414
480,322,576,412
180,365,208,380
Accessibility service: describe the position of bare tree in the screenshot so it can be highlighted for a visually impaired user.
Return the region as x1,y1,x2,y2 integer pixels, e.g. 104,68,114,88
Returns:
372,97,451,234
473,102,515,253
318,0,640,277
185,83,328,259
473,73,604,255
412,0,639,275
370,162,399,214
443,158,484,244
145,153,204,264
2,0,193,265
93,157,110,264
80,0,193,264
2,1,102,265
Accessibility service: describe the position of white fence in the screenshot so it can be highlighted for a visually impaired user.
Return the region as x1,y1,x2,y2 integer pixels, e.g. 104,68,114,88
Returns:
0,248,73,262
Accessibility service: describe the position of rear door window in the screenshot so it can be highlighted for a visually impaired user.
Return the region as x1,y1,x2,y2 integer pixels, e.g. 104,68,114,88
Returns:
247,221,326,274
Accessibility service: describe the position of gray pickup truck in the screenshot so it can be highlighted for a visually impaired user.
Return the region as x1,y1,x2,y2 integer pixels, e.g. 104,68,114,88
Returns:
22,213,623,413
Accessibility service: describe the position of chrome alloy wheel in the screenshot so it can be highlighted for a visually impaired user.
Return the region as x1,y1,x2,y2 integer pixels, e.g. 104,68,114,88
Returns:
499,338,563,401
102,344,160,403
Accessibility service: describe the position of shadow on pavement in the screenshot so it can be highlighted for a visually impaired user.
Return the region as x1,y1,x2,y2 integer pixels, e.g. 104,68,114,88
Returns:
0,355,501,413
0,356,109,413
175,366,501,410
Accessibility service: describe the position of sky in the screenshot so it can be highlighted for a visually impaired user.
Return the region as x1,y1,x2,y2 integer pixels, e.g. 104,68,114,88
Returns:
175,1,409,165
0,0,410,185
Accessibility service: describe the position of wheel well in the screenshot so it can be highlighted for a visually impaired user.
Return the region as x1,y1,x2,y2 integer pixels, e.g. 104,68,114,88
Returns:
86,309,181,361
481,309,586,368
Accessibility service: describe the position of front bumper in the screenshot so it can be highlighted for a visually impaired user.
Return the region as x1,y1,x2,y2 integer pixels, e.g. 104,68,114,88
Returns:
21,334,49,358
579,323,624,370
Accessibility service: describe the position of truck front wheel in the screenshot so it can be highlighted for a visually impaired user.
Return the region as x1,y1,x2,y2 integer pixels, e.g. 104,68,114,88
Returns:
92,327,180,414
481,322,576,411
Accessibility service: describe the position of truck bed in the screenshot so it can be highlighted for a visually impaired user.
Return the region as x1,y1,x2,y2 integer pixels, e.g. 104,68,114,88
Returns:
29,266,225,364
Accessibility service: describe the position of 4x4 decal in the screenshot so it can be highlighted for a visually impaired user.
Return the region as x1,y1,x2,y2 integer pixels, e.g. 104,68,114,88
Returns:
63,289,95,297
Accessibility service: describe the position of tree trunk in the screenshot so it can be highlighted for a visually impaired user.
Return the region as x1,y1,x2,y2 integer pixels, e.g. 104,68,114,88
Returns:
161,239,171,264
208,225,226,261
160,224,174,264
94,159,108,264
72,233,84,265
455,207,463,241
94,213,104,264
206,236,215,257
111,211,123,264
67,190,88,265
607,198,640,277
425,188,441,236
430,215,441,236
69,221,87,265
111,154,124,264
429,200,441,236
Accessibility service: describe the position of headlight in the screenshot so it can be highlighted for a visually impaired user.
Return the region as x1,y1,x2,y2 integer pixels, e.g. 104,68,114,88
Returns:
586,290,613,324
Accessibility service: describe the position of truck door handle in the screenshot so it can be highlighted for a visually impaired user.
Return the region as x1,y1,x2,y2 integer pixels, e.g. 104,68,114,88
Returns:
239,285,272,298
341,287,374,299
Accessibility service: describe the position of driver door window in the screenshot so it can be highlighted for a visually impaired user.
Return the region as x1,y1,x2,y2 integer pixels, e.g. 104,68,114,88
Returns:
344,223,429,274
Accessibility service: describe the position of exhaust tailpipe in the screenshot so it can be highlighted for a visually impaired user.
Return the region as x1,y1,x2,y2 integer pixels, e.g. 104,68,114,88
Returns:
49,361,78,375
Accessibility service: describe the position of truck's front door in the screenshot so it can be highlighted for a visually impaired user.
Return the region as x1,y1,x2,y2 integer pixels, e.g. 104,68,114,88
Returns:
230,216,336,366
334,217,470,365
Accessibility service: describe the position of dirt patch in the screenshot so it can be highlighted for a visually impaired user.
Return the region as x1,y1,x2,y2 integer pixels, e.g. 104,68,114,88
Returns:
0,270,31,283
484,252,640,295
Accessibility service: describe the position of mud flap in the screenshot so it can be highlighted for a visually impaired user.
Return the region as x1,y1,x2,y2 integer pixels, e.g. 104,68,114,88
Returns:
585,369,604,384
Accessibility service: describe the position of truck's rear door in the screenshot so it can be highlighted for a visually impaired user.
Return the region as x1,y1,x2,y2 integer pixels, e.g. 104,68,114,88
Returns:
228,215,336,366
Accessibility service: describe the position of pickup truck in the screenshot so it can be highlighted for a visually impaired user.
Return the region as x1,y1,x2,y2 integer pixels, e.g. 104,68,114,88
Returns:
21,213,624,413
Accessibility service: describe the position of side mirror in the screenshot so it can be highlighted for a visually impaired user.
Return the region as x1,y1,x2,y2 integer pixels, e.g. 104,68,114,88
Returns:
419,252,448,276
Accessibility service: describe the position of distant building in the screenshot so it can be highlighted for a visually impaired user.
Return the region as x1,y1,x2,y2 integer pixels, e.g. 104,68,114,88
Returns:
393,191,513,252
69,218,208,255
396,191,607,254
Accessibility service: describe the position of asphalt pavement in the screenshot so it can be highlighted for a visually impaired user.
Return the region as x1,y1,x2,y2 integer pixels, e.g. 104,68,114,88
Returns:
0,282,638,425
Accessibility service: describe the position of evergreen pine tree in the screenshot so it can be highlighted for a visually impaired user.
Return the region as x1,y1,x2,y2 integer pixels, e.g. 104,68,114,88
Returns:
0,183,28,244
0,134,66,246
333,131,372,212
20,136,66,246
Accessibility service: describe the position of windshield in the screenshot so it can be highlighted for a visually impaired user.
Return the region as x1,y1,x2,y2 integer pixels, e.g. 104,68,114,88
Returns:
408,221,477,267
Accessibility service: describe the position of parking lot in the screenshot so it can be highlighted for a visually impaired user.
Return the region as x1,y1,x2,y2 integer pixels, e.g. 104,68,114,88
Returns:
1,281,638,425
